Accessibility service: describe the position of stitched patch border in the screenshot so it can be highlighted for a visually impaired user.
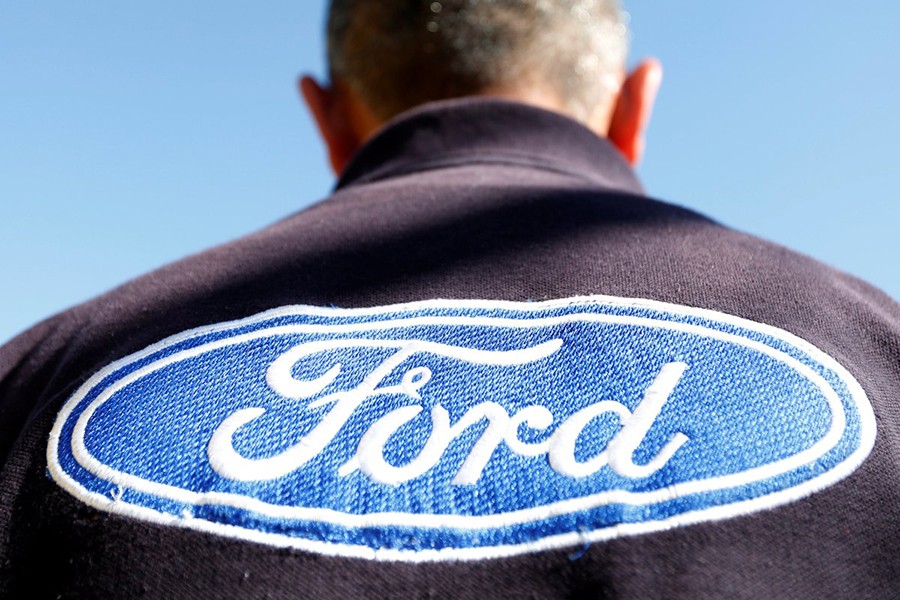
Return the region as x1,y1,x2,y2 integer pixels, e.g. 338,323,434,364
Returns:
47,295,876,562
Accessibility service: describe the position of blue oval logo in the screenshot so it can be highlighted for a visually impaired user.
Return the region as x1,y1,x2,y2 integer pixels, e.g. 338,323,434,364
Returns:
48,296,875,561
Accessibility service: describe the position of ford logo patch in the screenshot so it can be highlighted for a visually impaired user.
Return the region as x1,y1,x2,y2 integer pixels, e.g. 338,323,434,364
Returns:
48,296,875,561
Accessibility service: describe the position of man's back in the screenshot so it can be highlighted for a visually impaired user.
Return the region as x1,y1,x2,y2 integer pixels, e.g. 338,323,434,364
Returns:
2,99,899,598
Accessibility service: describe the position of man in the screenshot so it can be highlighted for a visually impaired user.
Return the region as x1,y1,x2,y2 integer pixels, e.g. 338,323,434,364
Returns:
1,1,899,597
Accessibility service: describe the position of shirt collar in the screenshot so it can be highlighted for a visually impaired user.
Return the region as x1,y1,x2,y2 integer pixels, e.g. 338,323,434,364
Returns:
335,97,644,195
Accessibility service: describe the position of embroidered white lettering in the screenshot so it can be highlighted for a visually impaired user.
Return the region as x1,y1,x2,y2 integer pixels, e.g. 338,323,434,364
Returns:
505,406,554,457
449,402,511,485
208,339,561,482
207,340,688,485
548,401,631,478
357,404,451,485
606,362,690,479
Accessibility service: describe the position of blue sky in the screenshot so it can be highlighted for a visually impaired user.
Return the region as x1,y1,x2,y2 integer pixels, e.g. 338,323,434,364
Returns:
2,1,899,343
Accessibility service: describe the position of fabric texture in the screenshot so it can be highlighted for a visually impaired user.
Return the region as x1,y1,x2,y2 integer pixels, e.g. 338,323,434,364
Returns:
1,98,900,598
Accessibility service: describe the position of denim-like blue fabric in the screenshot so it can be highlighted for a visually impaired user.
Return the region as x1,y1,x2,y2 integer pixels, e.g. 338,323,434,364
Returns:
52,299,865,554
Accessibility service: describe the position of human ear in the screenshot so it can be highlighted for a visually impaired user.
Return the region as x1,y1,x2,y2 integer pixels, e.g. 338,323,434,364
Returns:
299,75,359,176
606,59,663,166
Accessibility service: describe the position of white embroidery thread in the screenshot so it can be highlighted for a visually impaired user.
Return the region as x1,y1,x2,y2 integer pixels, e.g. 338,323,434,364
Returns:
45,295,876,563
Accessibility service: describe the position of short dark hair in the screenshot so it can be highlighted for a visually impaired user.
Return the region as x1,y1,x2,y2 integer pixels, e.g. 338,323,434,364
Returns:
327,0,628,122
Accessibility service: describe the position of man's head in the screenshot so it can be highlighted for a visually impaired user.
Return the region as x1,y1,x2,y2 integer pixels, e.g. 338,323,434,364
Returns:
302,0,661,174
327,0,628,124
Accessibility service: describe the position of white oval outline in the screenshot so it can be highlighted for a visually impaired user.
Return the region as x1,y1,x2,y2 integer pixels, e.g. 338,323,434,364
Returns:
68,316,843,526
46,295,876,562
